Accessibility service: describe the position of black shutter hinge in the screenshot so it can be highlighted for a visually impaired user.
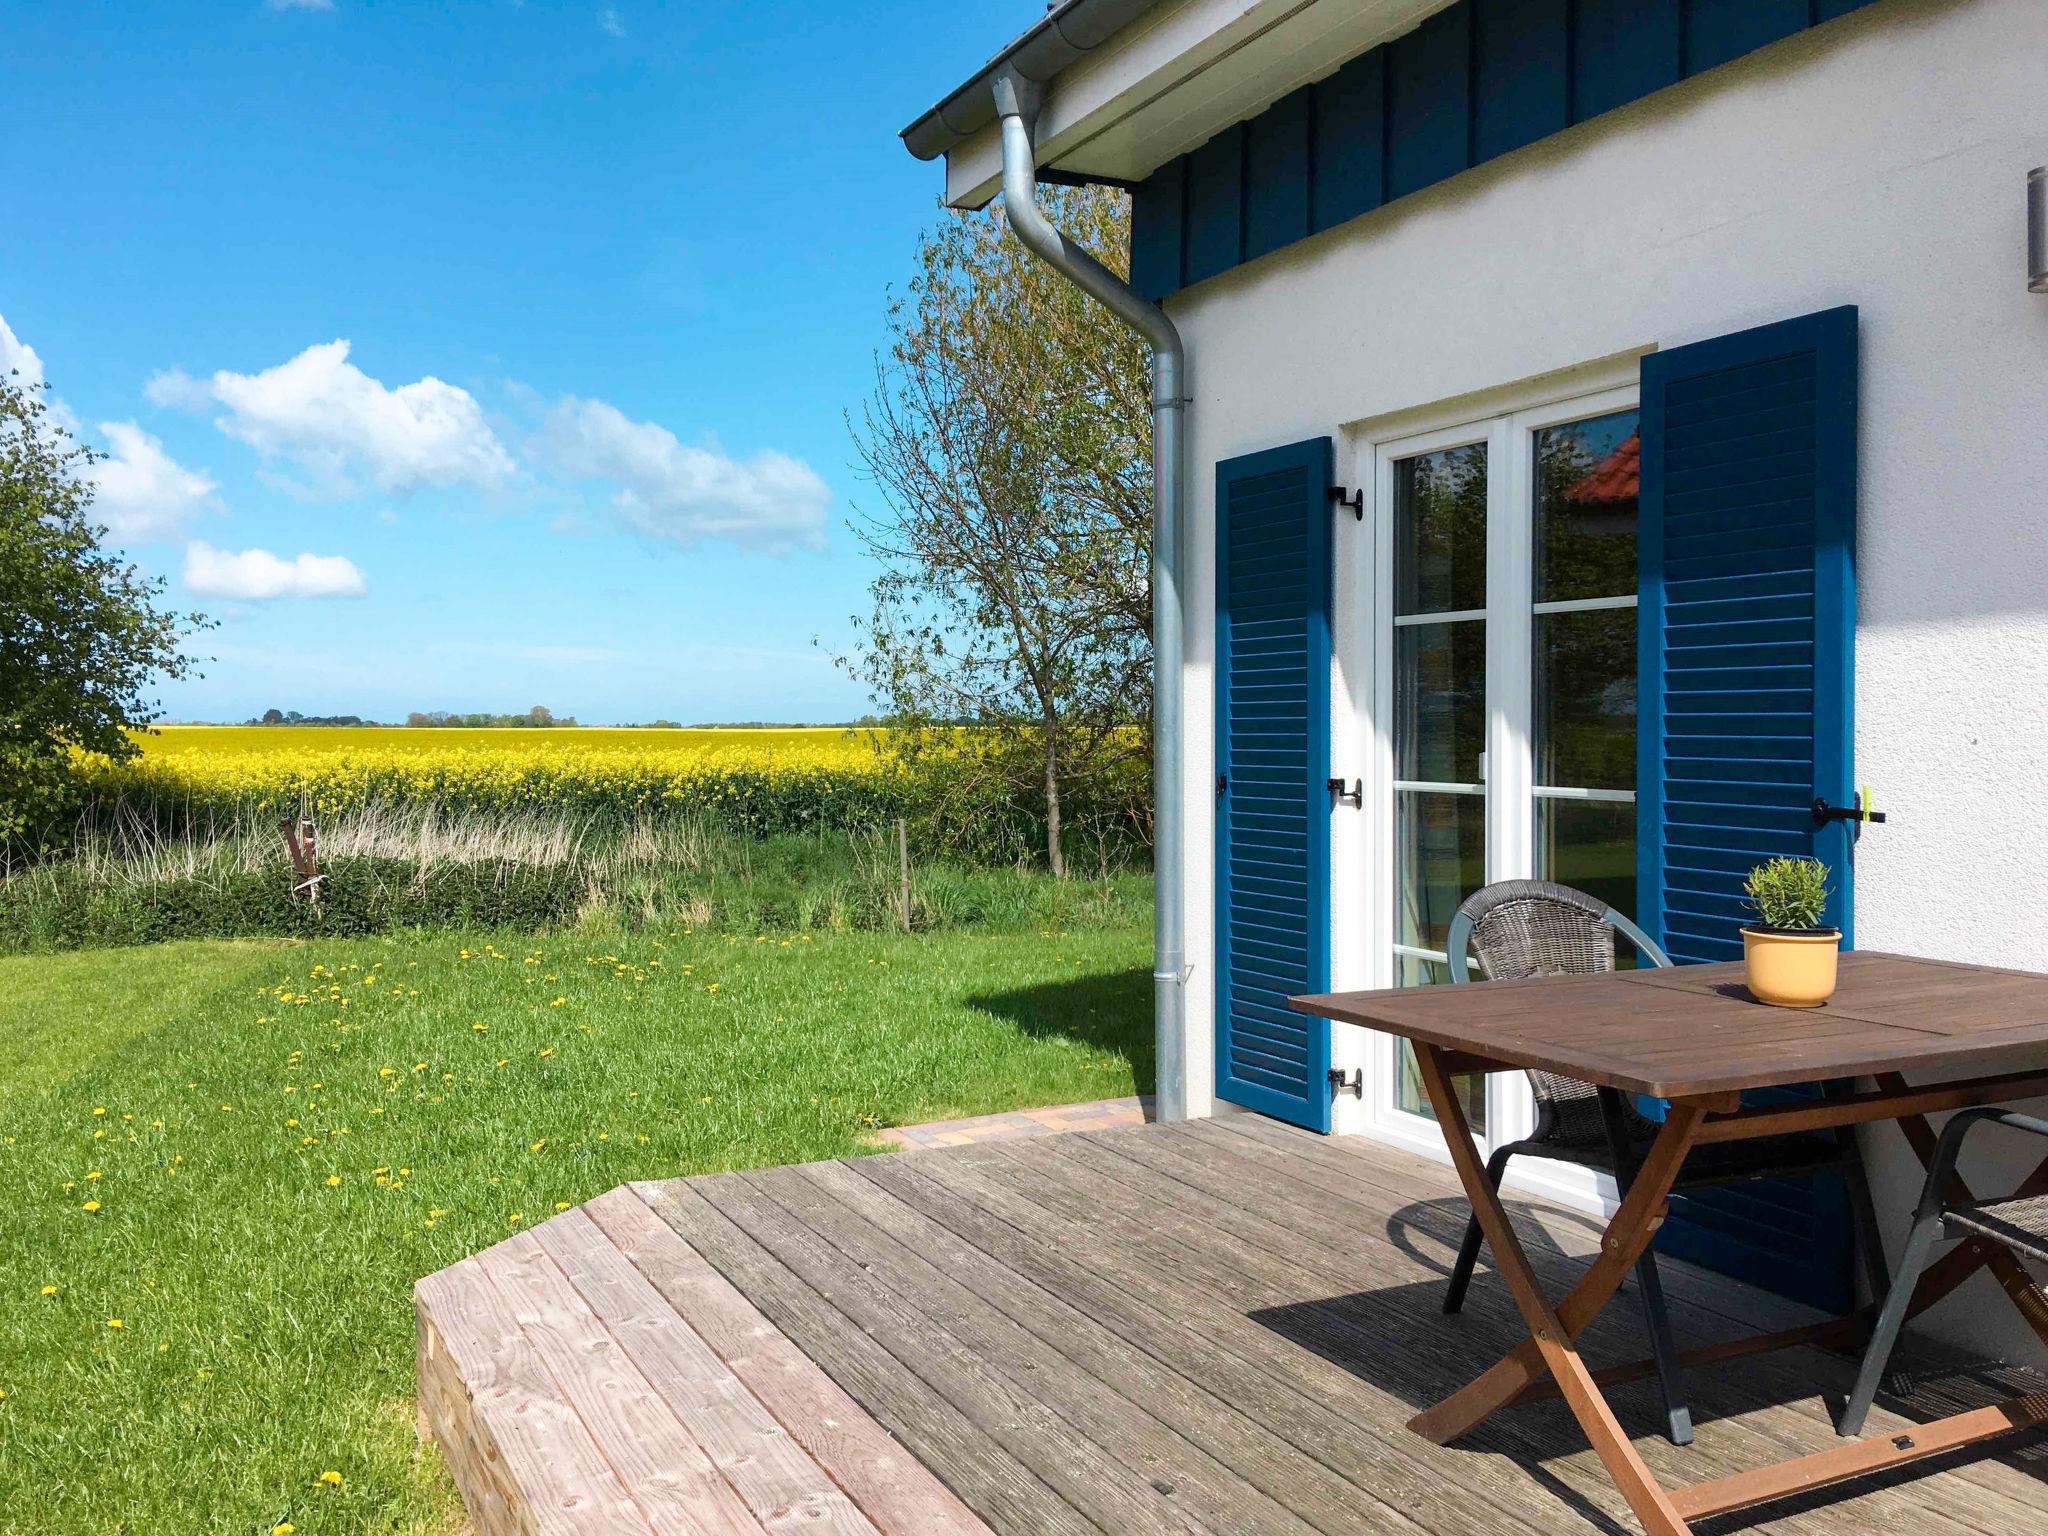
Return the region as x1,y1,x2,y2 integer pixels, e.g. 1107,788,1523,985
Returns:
1326,777,1362,808
1216,774,1227,797
1328,486,1364,521
1328,1068,1363,1099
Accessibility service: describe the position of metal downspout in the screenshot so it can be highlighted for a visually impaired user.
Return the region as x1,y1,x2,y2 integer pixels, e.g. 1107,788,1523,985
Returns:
992,71,1188,1122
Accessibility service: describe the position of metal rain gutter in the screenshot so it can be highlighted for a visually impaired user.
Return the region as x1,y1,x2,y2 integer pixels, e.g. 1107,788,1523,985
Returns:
992,69,1189,1123
901,0,1170,164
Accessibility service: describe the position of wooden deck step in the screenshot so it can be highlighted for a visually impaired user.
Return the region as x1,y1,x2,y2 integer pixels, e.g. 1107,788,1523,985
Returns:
416,1187,995,1536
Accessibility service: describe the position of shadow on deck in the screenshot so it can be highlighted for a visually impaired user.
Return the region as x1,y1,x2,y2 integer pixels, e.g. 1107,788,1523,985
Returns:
416,1115,2046,1535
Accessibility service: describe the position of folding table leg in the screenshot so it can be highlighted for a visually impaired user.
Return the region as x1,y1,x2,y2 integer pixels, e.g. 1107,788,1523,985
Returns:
1409,1044,1699,1536
1410,1082,1708,1448
1600,1086,1694,1447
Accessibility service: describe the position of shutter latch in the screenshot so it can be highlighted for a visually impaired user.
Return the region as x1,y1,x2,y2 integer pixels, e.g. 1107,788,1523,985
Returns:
1328,1068,1363,1099
1326,777,1362,808
1812,791,1887,827
1328,486,1364,521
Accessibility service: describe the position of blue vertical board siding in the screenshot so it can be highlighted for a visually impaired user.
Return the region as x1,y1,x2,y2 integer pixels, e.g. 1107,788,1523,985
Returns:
1385,2,1472,201
1471,0,1568,165
1573,0,1682,123
1245,87,1313,263
1129,0,1892,297
1310,48,1385,235
1684,0,1810,76
1637,307,1860,1315
1184,125,1246,288
1129,158,1185,304
1214,438,1335,1132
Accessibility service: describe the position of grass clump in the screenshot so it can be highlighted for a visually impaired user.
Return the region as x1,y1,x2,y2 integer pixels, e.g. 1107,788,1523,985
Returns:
0,804,1151,953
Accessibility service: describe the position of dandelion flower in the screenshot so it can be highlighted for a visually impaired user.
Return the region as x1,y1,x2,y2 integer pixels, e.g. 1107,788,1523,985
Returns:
81,1200,101,1213
273,1523,297,1535
92,1107,106,1117
106,1318,124,1329
316,1469,342,1487
554,1201,571,1211
40,1285,57,1297
325,1175,341,1187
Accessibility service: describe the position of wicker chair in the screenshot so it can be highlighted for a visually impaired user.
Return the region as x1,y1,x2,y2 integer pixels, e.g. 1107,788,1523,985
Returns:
1838,1107,2048,1437
1439,880,1888,1447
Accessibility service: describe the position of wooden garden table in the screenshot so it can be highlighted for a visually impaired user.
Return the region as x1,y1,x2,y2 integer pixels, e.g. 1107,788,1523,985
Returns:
1291,950,2048,1536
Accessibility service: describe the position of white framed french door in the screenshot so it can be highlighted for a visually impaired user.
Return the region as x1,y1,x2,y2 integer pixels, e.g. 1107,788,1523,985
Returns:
1333,376,1643,1169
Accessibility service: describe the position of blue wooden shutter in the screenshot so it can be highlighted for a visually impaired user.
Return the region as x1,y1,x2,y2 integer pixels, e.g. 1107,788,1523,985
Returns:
1215,438,1335,1132
1637,306,1859,1312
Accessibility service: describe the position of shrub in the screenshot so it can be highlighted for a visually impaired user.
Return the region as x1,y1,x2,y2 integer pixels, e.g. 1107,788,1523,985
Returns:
1743,856,1832,931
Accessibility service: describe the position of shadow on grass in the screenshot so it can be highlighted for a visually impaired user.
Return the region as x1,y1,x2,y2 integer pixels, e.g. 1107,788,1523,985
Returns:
964,965,1155,1094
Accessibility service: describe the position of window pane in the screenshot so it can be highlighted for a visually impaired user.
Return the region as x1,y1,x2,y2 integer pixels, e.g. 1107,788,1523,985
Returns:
1535,408,1639,603
1395,791,1485,953
1535,606,1636,791
1536,798,1640,963
1394,1037,1489,1134
1396,620,1485,783
1395,443,1487,614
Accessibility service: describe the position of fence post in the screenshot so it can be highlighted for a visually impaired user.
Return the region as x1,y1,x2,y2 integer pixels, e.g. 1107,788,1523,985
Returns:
896,817,912,932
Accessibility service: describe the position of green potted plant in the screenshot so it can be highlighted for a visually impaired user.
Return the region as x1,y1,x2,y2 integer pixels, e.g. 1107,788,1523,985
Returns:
1740,856,1840,1007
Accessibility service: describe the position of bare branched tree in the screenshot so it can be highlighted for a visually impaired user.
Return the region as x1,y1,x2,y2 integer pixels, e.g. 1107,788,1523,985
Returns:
844,188,1150,874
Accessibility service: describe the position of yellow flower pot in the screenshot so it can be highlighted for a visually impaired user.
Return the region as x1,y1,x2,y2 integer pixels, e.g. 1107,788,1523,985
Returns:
1740,927,1842,1008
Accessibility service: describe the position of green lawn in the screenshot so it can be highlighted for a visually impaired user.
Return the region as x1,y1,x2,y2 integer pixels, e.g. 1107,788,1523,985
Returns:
0,923,1151,1535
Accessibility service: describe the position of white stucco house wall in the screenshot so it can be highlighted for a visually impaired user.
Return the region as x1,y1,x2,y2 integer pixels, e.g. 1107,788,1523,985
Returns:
906,0,2048,1364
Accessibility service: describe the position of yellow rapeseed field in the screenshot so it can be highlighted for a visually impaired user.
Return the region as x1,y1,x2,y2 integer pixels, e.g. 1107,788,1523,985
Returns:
81,726,907,833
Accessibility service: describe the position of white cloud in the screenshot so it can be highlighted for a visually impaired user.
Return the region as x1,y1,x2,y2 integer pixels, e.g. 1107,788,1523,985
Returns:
267,0,334,11
535,396,830,549
151,340,514,497
142,367,211,411
0,312,47,390
88,422,218,542
182,541,367,600
599,8,625,37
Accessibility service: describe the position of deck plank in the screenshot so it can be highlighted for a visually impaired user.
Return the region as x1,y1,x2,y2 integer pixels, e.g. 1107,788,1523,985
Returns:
530,1207,881,1536
848,1144,1604,1533
583,1187,996,1536
689,1166,1215,1536
800,1156,1421,1536
642,1177,1101,1536
471,1229,769,1536
416,1259,656,1535
760,1159,1361,1536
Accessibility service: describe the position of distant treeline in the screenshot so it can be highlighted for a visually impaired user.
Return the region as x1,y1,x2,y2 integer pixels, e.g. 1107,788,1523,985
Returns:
227,709,888,730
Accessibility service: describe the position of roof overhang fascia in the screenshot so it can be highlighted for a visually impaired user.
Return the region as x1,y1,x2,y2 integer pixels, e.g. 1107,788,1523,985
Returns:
913,0,1453,210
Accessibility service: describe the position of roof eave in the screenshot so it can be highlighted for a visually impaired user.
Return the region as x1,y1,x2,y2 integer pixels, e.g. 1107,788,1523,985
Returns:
899,0,1171,163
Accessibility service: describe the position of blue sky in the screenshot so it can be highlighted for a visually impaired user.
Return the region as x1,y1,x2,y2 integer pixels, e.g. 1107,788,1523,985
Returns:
3,0,1025,723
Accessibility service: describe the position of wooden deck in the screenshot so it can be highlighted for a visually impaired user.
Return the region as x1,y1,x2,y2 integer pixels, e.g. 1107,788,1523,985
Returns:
417,1115,2047,1535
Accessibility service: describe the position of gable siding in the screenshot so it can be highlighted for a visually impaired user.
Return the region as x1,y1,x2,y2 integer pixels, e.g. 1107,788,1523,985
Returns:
1131,0,1882,302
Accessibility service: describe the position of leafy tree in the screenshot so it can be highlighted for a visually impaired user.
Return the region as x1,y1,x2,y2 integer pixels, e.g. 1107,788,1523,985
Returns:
844,187,1151,874
259,707,284,725
0,373,206,847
